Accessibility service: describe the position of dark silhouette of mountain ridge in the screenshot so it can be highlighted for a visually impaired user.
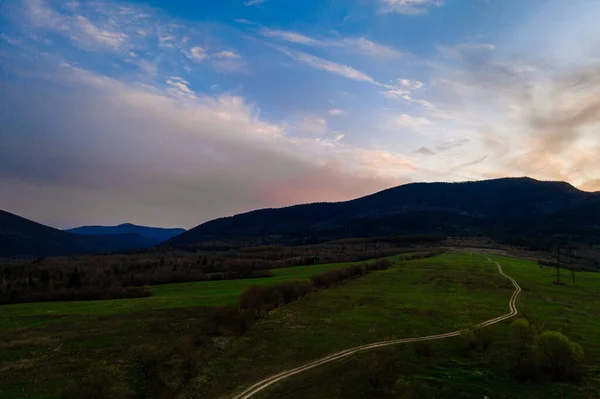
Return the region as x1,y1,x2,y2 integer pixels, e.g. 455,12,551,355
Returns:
0,210,156,257
65,223,185,244
165,177,600,247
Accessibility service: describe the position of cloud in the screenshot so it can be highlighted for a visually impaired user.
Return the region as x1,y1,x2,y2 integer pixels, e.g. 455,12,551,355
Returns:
260,28,401,57
25,0,129,51
416,146,435,155
398,79,424,89
298,116,328,135
0,61,417,227
184,48,246,71
213,50,241,59
277,47,379,84
452,155,488,170
328,109,347,116
73,15,127,49
166,76,196,99
340,37,401,58
261,29,317,45
1,34,24,47
395,114,433,129
380,79,432,107
158,34,176,49
245,0,267,6
438,43,496,59
382,0,444,15
437,138,470,151
187,46,208,61
381,88,411,99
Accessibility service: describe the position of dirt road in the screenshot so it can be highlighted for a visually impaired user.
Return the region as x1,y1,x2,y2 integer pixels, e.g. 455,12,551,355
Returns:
230,257,521,399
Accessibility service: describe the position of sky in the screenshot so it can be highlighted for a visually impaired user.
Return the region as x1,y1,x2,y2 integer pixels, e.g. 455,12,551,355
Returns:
1,0,600,229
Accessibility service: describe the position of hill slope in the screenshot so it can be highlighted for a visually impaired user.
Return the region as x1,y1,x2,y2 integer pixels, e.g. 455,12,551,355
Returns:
0,210,155,257
65,224,185,244
165,177,600,247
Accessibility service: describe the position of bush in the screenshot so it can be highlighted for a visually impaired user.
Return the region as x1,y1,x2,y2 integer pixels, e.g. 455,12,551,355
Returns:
237,280,314,314
278,280,314,303
512,318,537,359
510,318,540,381
371,258,392,270
536,331,584,380
238,285,283,313
460,327,492,354
311,261,388,289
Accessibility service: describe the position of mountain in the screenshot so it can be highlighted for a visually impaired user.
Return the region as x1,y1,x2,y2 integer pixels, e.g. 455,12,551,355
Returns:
65,224,185,244
0,210,156,257
165,177,600,248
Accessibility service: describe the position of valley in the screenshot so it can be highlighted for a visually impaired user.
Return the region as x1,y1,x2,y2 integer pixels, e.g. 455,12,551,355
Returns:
2,251,599,399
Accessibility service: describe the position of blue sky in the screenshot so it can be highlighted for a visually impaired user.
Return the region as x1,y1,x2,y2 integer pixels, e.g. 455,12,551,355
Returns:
1,0,600,228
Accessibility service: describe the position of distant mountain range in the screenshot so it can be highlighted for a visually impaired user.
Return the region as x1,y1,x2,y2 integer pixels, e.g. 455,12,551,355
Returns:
165,177,600,248
0,212,186,257
2,177,600,258
0,210,158,257
65,224,185,243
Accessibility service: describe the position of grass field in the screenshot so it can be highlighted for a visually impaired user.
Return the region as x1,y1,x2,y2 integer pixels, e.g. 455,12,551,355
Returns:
179,252,600,399
0,255,410,398
0,257,395,333
2,251,600,399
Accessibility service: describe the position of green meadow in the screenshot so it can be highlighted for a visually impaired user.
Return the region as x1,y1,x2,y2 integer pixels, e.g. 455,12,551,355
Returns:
0,257,392,332
182,252,600,399
2,251,600,399
0,255,408,398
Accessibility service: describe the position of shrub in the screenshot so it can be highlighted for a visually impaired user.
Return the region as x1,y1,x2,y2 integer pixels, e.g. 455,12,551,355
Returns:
371,258,392,270
278,280,314,303
238,280,315,314
238,285,284,313
510,318,540,381
536,331,584,380
460,327,492,354
311,261,388,289
512,318,538,359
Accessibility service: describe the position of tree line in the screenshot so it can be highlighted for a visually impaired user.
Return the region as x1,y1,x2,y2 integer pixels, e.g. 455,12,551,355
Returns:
0,241,433,304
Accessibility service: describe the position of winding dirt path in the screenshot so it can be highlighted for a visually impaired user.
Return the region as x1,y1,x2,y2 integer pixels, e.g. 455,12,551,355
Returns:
230,257,521,399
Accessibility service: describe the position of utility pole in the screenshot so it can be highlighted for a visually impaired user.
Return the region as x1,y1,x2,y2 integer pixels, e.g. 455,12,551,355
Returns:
569,246,577,285
556,246,561,285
